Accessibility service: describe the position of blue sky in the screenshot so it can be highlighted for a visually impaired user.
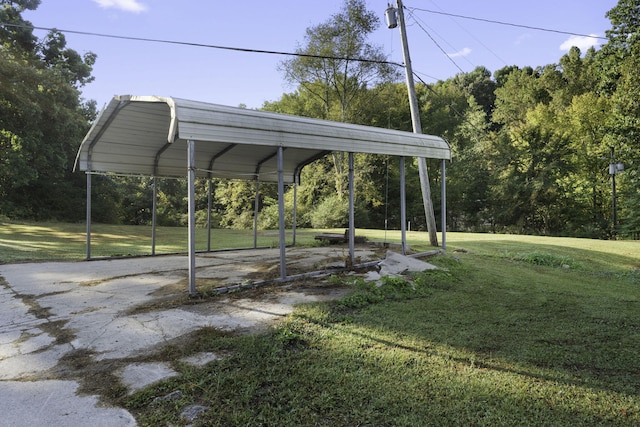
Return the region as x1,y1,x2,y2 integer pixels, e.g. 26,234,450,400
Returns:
24,0,616,109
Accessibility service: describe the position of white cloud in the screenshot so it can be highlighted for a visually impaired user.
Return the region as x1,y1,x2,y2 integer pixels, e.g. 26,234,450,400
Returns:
447,47,472,58
93,0,148,13
560,34,601,52
515,33,533,45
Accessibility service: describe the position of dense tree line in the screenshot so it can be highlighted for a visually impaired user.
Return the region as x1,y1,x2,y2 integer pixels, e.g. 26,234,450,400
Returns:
0,0,96,220
1,0,638,239
262,0,640,238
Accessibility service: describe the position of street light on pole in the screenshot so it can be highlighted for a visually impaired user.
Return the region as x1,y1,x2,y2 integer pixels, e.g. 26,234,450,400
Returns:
609,146,624,234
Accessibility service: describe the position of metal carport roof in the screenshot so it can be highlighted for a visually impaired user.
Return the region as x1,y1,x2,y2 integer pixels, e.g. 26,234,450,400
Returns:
74,95,450,295
74,95,450,182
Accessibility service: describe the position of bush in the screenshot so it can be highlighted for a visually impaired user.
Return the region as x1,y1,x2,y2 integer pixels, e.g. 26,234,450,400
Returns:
309,195,348,228
194,209,222,228
258,191,312,230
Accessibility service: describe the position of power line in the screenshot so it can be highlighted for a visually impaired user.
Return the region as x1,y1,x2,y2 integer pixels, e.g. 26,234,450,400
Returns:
0,21,448,95
412,69,439,83
424,0,509,66
409,7,608,41
408,7,477,70
404,8,465,74
0,22,405,68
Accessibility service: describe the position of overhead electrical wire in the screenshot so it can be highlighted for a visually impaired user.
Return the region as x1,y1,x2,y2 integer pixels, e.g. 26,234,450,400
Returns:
409,7,608,41
1,4,607,77
3,21,450,89
407,7,477,70
404,8,465,74
421,0,509,66
0,8,604,143
0,22,405,68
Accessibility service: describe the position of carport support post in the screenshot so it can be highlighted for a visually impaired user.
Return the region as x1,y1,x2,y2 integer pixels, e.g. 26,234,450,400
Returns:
441,159,447,250
207,178,213,252
85,171,92,260
253,180,259,249
348,152,355,265
151,176,157,255
292,183,297,246
187,139,197,295
400,157,407,255
277,146,287,279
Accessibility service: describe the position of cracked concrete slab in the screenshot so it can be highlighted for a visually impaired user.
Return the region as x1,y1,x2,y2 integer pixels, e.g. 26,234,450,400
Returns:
0,380,136,427
379,250,440,276
0,246,379,426
180,352,222,366
118,362,179,394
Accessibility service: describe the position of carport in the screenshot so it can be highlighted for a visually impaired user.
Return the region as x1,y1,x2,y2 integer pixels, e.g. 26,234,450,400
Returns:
74,95,451,295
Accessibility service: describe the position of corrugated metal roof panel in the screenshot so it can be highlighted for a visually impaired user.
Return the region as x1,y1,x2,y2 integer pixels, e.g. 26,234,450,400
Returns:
74,95,450,183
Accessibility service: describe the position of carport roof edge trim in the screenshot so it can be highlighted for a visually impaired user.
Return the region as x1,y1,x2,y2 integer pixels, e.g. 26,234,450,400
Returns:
74,95,450,182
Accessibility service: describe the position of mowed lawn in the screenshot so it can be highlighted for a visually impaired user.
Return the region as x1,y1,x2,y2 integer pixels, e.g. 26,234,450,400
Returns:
1,221,639,425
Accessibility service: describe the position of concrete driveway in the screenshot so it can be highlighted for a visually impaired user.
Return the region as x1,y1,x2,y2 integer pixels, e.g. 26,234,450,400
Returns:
0,246,377,426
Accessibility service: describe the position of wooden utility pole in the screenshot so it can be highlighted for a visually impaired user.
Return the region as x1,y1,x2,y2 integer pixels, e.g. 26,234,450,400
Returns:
395,0,439,246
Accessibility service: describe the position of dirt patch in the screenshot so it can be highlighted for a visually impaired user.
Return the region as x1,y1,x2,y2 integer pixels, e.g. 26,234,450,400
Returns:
53,349,129,399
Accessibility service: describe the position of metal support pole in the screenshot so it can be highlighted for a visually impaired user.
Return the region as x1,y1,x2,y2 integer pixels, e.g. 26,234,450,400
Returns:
207,178,213,252
292,183,297,246
151,176,157,255
187,140,197,295
610,146,617,234
348,152,355,265
253,180,260,249
277,147,287,279
395,0,438,247
400,156,407,255
441,159,447,250
612,172,617,233
85,171,92,260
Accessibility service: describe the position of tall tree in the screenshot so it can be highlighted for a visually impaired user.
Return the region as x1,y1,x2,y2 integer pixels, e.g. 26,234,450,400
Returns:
454,66,497,120
597,0,640,235
0,0,40,55
278,0,399,202
0,0,97,220
597,0,640,94
563,93,612,235
280,0,397,122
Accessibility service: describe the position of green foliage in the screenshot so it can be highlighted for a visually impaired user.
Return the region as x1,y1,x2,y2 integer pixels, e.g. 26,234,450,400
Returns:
258,186,311,229
279,0,398,123
0,0,40,54
0,1,96,220
334,263,457,310
215,180,270,229
309,194,348,228
1,0,639,239
505,251,581,269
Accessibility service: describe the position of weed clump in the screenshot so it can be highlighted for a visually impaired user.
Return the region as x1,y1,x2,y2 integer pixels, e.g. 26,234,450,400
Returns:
333,259,458,310
506,251,582,269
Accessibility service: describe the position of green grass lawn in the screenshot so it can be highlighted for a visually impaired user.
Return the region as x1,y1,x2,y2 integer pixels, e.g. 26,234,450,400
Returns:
0,220,449,263
0,221,323,263
1,221,639,425
121,246,640,426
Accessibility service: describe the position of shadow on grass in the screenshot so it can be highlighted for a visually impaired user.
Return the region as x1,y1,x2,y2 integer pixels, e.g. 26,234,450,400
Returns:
120,247,640,425
330,252,640,397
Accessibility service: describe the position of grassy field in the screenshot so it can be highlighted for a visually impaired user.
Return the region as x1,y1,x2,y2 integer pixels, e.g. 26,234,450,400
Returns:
0,221,322,263
1,221,639,425
1,221,416,262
